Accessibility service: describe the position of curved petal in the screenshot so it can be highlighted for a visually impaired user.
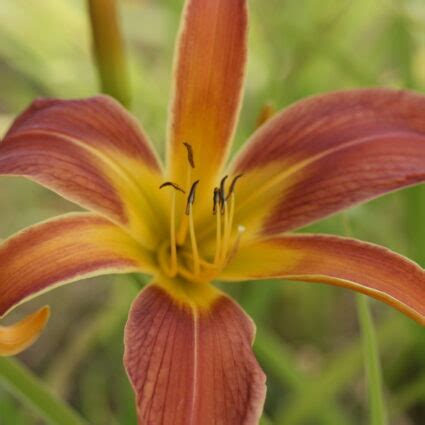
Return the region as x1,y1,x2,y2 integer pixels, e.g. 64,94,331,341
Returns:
221,234,425,325
167,0,247,211
229,89,425,237
0,213,154,317
124,281,266,425
0,96,166,248
0,307,50,356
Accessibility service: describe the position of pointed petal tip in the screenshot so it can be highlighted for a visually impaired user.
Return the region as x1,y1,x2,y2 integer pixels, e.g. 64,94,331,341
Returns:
0,306,50,356
222,234,425,326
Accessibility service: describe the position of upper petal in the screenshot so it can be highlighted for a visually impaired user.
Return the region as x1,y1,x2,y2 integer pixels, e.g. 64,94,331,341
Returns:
166,0,247,212
124,281,266,425
229,89,425,236
0,213,154,318
221,233,425,325
0,307,50,356
0,96,166,248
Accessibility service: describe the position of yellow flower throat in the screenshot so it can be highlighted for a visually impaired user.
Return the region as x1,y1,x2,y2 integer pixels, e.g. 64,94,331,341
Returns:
158,144,244,285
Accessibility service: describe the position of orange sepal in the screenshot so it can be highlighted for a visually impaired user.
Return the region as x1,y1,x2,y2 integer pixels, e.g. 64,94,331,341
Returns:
167,0,248,211
230,89,425,237
0,96,166,247
0,307,50,356
124,283,266,425
0,213,154,318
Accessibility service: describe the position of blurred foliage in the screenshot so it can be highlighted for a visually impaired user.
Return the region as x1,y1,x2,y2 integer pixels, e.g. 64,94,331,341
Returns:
0,0,425,424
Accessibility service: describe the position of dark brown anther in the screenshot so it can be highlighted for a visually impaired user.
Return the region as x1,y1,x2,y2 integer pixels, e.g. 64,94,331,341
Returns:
159,181,185,193
183,142,195,168
213,187,220,215
185,180,200,215
226,174,243,200
219,175,228,213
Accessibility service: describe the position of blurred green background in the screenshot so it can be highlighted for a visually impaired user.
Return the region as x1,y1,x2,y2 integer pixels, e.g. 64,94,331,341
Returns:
1,0,425,424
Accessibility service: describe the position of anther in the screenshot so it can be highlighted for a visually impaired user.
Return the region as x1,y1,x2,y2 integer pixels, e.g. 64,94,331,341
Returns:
219,175,228,213
159,181,186,193
213,187,220,215
183,142,195,168
185,180,200,215
226,174,243,200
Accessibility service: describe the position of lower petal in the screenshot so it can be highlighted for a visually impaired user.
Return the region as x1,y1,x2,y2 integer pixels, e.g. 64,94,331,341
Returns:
0,307,50,356
221,234,425,325
124,283,266,425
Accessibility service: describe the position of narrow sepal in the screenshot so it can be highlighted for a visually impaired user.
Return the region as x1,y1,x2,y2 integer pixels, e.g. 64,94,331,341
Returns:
0,96,165,247
0,213,153,317
221,234,425,325
231,89,425,236
167,0,248,208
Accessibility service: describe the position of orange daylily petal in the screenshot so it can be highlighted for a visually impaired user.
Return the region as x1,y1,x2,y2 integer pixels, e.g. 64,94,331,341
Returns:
0,213,154,317
0,307,50,356
221,234,425,325
124,283,266,425
167,0,247,211
0,96,166,248
229,89,425,237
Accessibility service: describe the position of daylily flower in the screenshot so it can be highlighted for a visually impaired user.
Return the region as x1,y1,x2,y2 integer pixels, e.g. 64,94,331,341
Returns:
1,0,425,423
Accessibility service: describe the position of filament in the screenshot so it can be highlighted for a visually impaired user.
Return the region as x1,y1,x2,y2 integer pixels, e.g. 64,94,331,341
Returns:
177,167,192,245
220,201,230,264
223,193,235,258
213,208,222,265
188,204,201,275
169,191,177,276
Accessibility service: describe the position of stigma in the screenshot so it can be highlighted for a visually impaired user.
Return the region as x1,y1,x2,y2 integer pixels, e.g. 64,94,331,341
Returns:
158,144,244,284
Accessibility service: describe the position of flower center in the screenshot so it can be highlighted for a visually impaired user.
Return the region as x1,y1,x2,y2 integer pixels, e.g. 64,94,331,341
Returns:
158,144,244,284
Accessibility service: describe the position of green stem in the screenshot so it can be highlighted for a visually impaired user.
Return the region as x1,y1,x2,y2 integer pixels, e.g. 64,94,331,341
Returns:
87,0,131,107
356,294,388,425
343,214,388,425
0,357,88,425
275,316,406,425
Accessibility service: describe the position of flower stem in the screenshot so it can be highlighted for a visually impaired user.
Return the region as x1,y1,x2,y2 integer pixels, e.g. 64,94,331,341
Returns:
87,0,131,108
356,294,388,425
0,357,88,425
343,213,387,425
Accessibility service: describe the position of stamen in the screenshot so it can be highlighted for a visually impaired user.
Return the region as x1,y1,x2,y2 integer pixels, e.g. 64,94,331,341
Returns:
159,181,185,193
185,180,200,215
177,143,194,245
188,204,200,275
213,187,220,215
159,181,185,276
223,192,236,259
220,200,229,264
213,187,221,265
183,142,195,168
186,180,201,275
226,174,243,200
219,175,228,214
